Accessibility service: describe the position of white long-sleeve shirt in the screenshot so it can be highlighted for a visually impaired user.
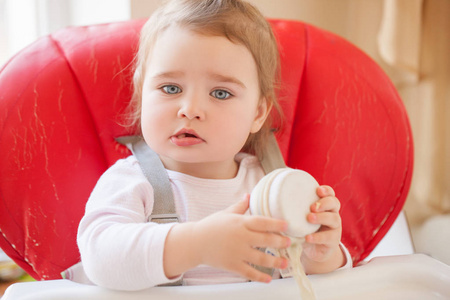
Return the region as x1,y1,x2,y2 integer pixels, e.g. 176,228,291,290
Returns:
74,153,351,291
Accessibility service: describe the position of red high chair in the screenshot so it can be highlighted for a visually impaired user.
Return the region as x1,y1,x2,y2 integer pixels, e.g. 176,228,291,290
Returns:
0,19,413,281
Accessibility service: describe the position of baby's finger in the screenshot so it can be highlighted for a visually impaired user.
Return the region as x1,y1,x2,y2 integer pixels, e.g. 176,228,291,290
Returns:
245,215,288,233
311,196,341,213
224,195,250,214
236,262,273,283
316,185,335,198
307,211,341,229
248,231,291,249
305,228,341,246
245,248,288,270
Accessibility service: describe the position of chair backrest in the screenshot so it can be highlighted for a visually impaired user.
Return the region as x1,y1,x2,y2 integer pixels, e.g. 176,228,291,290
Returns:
0,19,413,280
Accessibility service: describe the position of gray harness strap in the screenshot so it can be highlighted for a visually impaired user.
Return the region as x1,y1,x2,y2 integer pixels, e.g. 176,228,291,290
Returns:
116,136,180,224
261,131,287,171
116,132,285,283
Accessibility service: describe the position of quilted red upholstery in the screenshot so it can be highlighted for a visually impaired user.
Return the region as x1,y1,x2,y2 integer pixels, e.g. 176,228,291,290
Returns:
0,19,413,280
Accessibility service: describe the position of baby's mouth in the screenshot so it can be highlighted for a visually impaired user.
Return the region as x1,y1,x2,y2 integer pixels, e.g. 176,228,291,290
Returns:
170,129,205,146
176,133,198,139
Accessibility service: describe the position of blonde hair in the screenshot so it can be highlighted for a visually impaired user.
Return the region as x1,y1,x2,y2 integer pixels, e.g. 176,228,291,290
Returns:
128,0,282,158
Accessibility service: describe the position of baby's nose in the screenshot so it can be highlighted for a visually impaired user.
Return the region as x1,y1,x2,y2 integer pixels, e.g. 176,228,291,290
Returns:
177,96,206,120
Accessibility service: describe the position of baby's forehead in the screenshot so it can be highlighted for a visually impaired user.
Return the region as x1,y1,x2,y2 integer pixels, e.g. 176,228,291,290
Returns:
153,24,237,46
150,27,254,63
149,25,251,58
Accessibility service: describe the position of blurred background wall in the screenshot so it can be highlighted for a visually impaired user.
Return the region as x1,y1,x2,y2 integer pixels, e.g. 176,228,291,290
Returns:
1,0,449,264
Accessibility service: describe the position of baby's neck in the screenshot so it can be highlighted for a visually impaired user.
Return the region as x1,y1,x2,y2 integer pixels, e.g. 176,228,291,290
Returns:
160,157,239,179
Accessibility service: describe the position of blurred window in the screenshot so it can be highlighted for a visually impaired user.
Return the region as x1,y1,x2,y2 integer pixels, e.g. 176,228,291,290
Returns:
0,0,130,66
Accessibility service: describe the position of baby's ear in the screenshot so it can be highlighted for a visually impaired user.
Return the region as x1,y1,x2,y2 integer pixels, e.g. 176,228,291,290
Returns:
250,98,272,133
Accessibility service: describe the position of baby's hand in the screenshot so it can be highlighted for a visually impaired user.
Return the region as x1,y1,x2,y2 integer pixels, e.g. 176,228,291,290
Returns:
193,194,290,283
302,185,345,273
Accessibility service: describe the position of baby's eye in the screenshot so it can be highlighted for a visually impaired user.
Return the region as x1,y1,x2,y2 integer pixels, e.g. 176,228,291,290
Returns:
162,85,181,94
210,89,232,100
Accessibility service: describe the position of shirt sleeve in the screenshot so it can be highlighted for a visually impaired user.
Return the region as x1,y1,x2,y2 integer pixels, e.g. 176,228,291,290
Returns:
338,242,353,269
77,157,181,291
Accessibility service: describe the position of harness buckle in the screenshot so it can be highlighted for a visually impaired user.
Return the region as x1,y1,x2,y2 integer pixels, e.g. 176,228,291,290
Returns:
149,213,180,224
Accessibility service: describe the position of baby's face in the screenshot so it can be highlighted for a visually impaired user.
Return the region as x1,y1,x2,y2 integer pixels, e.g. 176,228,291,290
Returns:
141,26,269,178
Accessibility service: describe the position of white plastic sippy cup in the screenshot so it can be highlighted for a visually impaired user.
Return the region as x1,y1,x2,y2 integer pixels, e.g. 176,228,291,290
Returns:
250,168,320,300
249,168,321,238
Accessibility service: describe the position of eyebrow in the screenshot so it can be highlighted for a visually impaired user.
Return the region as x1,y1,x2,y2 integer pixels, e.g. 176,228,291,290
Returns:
150,71,185,80
208,73,246,89
150,71,246,89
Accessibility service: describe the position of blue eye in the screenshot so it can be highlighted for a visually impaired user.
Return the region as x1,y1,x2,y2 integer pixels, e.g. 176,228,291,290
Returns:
162,85,181,94
210,89,232,100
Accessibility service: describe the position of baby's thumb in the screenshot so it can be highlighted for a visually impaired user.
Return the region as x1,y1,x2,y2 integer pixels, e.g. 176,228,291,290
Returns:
225,194,250,215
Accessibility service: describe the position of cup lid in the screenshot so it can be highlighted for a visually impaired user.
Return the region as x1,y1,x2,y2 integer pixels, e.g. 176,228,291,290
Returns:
269,169,320,237
250,168,321,237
